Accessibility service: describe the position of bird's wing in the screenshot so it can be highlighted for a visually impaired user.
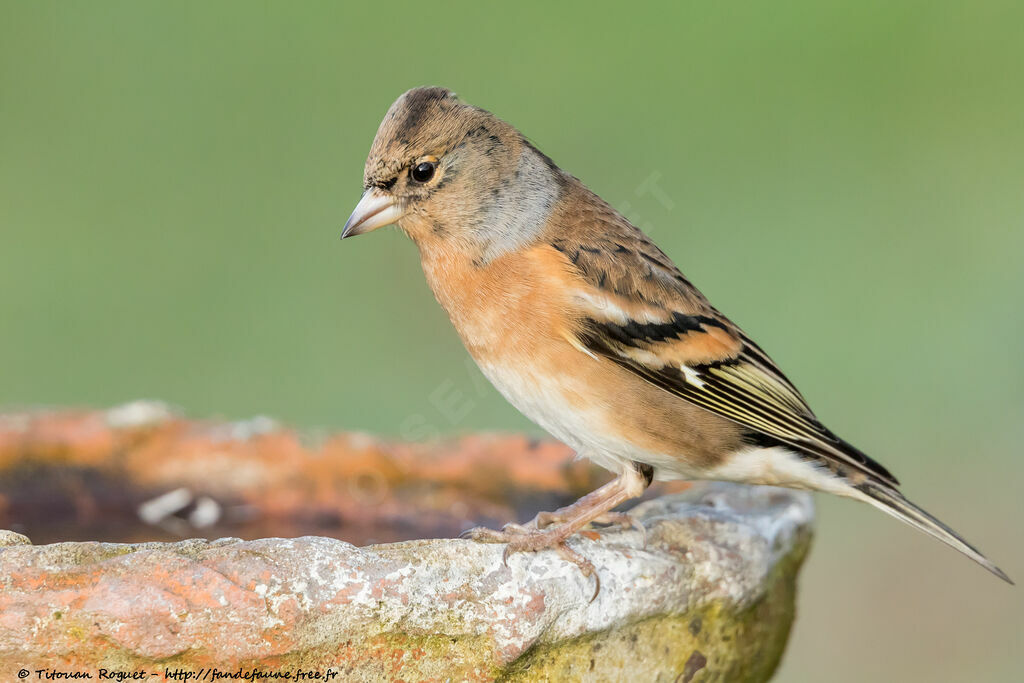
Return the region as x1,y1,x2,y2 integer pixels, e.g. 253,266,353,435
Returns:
549,225,899,487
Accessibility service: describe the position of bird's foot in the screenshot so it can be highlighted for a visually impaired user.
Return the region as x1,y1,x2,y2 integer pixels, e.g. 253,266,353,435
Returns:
534,509,646,547
461,522,599,597
460,508,638,545
460,468,652,600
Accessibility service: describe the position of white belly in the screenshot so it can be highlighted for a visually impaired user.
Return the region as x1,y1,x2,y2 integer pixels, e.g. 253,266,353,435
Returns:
475,358,671,476
476,357,863,494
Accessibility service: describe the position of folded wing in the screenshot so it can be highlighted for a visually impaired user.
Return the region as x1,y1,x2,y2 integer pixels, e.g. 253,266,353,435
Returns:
548,225,899,487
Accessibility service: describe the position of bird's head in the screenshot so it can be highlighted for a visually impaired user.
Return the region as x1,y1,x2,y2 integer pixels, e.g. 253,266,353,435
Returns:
342,87,563,257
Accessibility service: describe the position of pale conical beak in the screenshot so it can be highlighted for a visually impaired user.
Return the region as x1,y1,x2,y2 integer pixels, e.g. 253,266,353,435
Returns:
341,189,404,239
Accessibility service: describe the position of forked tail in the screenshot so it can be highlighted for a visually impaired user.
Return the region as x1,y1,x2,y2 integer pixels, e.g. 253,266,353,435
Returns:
856,481,1013,585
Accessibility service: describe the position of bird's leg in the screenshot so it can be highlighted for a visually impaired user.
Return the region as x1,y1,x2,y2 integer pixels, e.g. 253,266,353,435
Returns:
536,508,635,530
461,464,651,584
532,462,653,536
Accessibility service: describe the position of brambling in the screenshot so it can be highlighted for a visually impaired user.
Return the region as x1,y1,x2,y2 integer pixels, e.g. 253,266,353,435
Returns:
342,87,1010,585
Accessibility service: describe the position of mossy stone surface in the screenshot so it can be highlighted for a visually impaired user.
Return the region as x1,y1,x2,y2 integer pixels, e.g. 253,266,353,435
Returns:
0,483,812,681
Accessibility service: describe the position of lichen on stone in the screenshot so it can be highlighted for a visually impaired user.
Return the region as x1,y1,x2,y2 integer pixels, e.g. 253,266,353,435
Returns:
0,483,812,681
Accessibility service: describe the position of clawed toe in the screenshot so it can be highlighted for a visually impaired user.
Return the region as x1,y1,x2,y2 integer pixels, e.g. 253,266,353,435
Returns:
459,521,536,543
593,511,647,547
460,507,646,599
459,488,650,600
460,526,506,542
550,542,599,601
591,511,633,528
533,510,562,529
461,526,599,598
534,510,643,539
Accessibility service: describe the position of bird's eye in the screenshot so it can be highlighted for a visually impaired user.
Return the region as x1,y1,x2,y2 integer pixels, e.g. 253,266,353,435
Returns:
411,161,436,183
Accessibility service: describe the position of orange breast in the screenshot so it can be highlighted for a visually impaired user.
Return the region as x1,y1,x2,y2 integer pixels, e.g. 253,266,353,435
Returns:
416,242,741,473
419,244,574,365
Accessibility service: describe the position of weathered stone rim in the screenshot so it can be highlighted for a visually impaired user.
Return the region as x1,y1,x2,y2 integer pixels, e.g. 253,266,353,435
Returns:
0,404,814,681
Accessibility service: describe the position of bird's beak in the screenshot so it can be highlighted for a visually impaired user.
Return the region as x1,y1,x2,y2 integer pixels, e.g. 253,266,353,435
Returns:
341,189,404,239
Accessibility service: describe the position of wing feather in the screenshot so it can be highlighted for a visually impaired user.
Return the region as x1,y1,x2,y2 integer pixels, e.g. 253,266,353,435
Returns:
549,218,899,486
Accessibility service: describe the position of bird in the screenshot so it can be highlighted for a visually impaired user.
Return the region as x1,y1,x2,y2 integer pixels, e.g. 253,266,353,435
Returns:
341,86,1011,585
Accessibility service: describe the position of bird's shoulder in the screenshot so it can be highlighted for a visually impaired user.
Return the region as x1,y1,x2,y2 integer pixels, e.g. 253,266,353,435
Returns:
536,183,742,360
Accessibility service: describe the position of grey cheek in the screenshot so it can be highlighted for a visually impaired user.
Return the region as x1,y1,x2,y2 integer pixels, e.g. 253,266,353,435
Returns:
475,150,559,262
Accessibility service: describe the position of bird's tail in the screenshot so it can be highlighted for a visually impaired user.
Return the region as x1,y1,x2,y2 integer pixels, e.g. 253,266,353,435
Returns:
854,480,1012,585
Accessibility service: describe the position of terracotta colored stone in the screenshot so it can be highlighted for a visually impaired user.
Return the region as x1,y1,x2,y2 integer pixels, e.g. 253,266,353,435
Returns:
0,403,813,681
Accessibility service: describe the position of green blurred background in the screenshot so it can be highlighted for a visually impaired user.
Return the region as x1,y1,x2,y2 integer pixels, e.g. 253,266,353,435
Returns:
1,1,1021,679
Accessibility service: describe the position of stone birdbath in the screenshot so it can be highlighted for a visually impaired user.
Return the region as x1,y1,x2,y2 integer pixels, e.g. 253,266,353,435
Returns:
0,402,813,681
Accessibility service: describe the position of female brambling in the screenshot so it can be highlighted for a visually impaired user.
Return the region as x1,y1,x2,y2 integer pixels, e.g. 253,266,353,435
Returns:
342,87,1010,584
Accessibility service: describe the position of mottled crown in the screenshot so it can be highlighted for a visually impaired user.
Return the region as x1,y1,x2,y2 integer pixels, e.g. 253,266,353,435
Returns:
363,87,507,189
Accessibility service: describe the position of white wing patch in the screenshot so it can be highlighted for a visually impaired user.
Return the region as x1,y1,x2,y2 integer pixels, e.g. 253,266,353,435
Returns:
680,364,706,388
